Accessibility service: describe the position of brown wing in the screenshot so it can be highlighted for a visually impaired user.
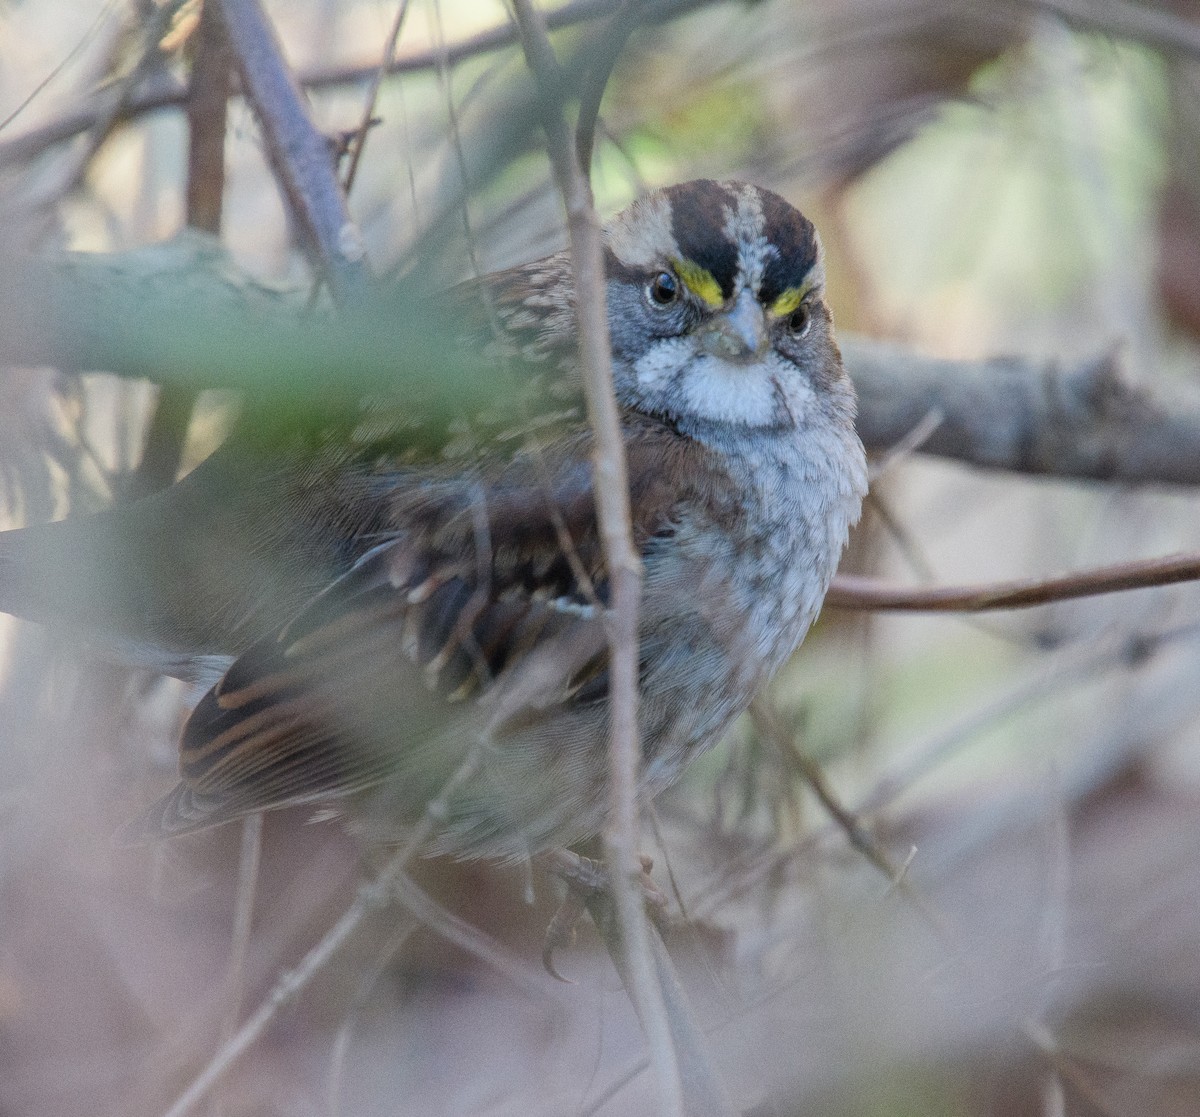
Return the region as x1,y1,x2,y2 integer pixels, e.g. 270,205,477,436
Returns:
138,419,704,838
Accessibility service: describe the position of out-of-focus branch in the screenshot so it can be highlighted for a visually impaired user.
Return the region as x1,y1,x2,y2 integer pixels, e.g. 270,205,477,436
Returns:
161,748,487,1117
211,0,367,303
0,0,714,172
129,3,233,501
184,5,234,237
1014,0,1200,58
0,241,500,430
845,337,1200,484
574,0,643,175
827,550,1200,613
10,2,186,227
9,244,1200,489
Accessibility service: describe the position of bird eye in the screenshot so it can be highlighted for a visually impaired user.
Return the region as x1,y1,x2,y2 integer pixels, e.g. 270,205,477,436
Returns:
646,271,678,307
787,302,811,336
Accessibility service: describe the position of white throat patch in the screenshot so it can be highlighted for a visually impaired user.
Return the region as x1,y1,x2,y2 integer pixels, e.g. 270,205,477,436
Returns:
634,343,812,428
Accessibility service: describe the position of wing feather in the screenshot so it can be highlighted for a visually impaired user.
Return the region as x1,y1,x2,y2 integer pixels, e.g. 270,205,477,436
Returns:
142,419,727,838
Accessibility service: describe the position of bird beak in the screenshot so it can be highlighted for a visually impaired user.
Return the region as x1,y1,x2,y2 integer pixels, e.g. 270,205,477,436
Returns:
700,289,768,362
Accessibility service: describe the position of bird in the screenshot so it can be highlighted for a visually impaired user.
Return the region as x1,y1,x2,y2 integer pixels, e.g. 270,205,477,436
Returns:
0,179,868,861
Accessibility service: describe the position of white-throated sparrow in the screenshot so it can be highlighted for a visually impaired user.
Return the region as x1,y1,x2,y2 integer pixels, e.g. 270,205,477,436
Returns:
0,180,867,859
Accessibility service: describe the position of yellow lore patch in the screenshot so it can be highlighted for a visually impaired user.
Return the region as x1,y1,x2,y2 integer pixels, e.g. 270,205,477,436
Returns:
769,286,807,318
673,258,724,308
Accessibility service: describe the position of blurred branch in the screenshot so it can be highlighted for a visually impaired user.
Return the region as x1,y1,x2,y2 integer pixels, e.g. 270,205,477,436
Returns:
161,746,487,1117
1013,0,1200,58
845,337,1200,484
828,549,1200,613
9,246,1200,490
574,0,642,175
211,0,367,302
128,2,233,500
184,4,233,237
0,239,503,430
10,2,187,226
583,886,736,1117
510,4,696,1117
161,859,399,1117
0,0,715,171
749,698,897,880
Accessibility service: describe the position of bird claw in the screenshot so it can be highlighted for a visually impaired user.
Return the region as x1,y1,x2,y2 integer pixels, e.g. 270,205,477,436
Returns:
539,849,669,979
542,890,586,982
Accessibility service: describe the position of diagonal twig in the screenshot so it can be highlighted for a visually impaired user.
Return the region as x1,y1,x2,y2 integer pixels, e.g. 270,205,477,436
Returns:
211,0,368,303
159,747,486,1117
341,0,413,194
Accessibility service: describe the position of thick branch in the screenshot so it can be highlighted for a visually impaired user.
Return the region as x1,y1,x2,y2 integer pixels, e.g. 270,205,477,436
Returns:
845,337,1200,485
0,239,496,429
128,3,234,500
184,5,234,236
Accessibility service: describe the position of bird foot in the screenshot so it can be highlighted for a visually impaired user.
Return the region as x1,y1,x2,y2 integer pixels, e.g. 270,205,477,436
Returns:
539,849,667,981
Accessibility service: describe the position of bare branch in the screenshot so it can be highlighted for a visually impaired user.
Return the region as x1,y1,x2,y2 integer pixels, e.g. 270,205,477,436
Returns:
0,0,716,172
827,550,1200,614
211,0,368,302
509,4,709,1116
574,0,643,175
184,3,234,237
128,3,232,500
0,242,500,424
845,337,1200,485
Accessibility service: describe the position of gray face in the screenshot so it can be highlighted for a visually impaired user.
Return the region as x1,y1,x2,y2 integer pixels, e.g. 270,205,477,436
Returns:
600,180,851,436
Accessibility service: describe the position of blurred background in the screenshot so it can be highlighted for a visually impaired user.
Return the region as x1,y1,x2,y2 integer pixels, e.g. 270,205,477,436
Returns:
3,0,1200,1114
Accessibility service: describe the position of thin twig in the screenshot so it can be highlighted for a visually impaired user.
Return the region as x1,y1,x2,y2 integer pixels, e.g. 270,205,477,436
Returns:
508,3,688,1115
391,871,554,1004
13,0,187,225
866,406,943,483
689,629,1130,920
427,0,490,294
210,812,262,1117
583,886,736,1117
749,699,894,881
0,0,119,134
341,0,413,194
325,921,415,1117
827,549,1200,614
